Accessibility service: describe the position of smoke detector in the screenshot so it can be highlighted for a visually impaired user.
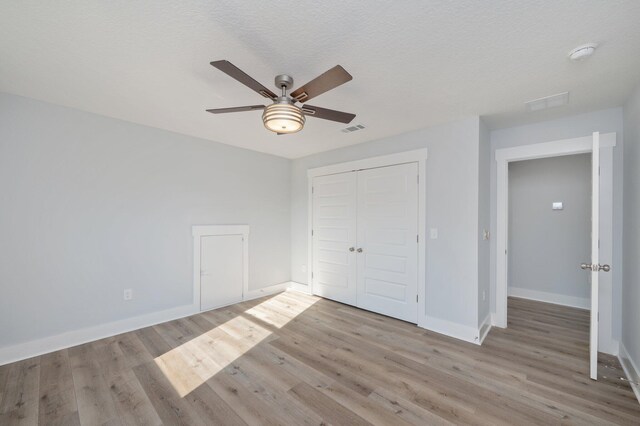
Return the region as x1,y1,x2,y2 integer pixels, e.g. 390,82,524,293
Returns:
568,43,597,61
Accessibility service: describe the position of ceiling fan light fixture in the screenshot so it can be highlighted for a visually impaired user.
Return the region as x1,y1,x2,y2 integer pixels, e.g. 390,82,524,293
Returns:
262,100,305,134
207,61,355,134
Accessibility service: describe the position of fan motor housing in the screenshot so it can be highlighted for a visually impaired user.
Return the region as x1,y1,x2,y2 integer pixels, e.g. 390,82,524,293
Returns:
275,74,294,90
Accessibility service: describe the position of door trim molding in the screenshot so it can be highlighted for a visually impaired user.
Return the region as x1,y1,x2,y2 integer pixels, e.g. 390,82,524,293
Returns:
306,149,428,327
192,225,250,311
494,133,616,329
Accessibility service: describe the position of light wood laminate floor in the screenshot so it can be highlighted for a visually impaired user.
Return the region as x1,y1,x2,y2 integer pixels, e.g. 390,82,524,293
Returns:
1,292,638,425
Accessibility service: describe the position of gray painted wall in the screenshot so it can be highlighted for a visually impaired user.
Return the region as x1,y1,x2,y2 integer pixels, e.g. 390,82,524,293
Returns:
490,107,624,342
0,93,291,348
478,119,491,325
290,117,482,329
622,84,640,372
508,154,591,302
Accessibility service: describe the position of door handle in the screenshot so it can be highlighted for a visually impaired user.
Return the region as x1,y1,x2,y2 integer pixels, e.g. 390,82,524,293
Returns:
349,247,355,252
580,263,611,272
357,248,363,253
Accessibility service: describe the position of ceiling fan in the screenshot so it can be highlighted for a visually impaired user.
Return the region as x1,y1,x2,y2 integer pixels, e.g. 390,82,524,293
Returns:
206,60,356,134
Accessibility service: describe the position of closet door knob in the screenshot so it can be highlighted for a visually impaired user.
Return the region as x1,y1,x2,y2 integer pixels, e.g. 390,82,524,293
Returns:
349,247,355,252
357,248,363,253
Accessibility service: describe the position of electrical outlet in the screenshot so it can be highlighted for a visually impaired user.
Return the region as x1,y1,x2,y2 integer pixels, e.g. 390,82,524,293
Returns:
123,289,133,301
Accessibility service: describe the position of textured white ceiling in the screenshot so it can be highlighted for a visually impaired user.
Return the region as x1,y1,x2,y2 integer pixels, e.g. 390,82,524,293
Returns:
2,1,640,158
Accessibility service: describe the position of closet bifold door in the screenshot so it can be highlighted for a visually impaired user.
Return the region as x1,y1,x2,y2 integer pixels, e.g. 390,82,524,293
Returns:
355,163,419,323
312,171,358,305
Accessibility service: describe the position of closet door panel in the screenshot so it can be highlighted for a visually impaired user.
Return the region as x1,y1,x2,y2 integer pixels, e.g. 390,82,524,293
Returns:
356,163,419,323
312,172,357,305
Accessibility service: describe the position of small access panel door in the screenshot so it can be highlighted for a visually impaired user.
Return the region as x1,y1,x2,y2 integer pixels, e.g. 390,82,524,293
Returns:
200,234,244,311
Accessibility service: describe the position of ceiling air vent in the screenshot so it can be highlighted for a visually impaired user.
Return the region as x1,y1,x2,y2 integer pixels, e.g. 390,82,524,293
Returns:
525,92,569,112
341,124,365,133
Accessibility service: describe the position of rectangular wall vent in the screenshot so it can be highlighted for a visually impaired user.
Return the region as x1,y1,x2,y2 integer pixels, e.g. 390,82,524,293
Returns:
341,124,365,133
525,92,569,112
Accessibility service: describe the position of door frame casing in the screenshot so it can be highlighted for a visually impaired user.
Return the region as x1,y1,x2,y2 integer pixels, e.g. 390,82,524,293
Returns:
307,149,428,326
192,225,249,311
494,133,616,350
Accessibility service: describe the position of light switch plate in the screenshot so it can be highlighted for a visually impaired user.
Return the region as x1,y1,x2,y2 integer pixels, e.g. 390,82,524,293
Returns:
430,228,438,239
552,202,563,210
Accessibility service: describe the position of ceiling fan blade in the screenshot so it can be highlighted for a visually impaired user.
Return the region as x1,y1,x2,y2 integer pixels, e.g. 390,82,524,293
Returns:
290,65,353,103
302,105,356,124
206,105,265,114
210,60,277,99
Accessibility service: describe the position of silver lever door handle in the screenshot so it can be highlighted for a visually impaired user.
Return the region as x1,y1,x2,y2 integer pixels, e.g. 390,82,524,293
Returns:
599,264,611,272
349,247,355,252
580,263,591,270
357,248,363,253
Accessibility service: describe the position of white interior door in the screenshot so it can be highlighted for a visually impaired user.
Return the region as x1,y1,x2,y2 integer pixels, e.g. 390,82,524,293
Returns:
582,131,612,380
312,172,358,305
200,234,244,311
590,132,600,380
356,163,419,323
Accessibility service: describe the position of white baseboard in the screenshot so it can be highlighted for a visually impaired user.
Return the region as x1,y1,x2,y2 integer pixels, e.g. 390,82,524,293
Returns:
0,304,197,366
287,281,312,294
421,315,481,345
0,281,291,366
618,342,640,404
508,287,589,310
479,312,492,344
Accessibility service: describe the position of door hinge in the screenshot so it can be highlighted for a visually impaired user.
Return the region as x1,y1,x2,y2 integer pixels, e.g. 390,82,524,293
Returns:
311,229,314,236
416,294,419,302
311,272,314,279
417,234,419,243
312,186,314,194
417,174,419,184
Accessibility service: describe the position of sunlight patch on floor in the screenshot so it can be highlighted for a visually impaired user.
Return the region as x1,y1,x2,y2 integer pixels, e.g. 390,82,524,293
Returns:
243,293,314,328
154,292,317,397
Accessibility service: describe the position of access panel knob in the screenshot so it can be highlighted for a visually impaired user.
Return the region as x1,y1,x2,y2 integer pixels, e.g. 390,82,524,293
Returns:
357,248,363,253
